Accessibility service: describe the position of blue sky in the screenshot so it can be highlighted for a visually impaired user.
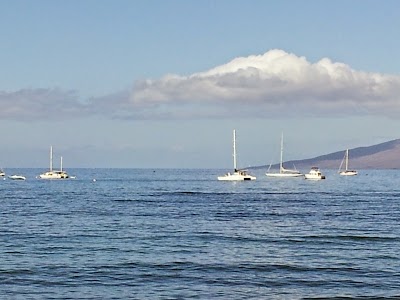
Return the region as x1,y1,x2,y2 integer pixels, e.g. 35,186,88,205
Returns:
1,0,400,168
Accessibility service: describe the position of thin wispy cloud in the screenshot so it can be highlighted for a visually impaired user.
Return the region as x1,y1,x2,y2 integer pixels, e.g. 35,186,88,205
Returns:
2,49,400,121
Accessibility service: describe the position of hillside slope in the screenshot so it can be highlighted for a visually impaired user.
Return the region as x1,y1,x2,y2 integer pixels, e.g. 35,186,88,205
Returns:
257,139,400,170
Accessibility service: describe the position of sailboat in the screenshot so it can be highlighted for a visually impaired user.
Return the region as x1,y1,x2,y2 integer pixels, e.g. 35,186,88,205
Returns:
218,129,256,181
39,146,70,179
338,149,358,176
266,133,303,178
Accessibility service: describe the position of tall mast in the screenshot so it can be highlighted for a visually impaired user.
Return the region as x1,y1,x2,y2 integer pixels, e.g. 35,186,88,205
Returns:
345,149,349,171
50,146,53,171
280,132,284,173
233,129,237,170
60,156,63,172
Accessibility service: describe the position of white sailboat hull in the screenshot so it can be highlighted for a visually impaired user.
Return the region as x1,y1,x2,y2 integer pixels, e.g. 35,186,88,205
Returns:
266,172,304,178
218,171,256,181
39,171,69,179
339,170,358,176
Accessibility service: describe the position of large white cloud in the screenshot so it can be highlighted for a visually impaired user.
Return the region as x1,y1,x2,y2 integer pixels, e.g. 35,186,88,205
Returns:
1,49,400,121
129,49,400,118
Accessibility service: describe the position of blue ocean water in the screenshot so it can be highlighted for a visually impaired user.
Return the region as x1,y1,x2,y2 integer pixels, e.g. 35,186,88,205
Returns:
1,168,399,299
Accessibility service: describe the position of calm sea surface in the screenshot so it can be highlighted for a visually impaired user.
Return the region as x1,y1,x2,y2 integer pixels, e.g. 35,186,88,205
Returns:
1,168,399,299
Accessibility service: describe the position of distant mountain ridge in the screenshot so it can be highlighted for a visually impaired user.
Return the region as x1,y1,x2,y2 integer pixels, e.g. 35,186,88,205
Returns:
254,139,400,170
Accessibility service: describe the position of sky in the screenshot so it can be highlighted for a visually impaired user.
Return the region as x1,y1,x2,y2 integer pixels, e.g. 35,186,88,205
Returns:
1,0,400,169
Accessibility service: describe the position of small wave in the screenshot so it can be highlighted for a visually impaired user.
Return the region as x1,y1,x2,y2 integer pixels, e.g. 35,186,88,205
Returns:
303,296,400,300
303,235,398,242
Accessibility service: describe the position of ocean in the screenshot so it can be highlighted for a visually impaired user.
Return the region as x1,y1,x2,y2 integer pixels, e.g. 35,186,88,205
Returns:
1,168,399,299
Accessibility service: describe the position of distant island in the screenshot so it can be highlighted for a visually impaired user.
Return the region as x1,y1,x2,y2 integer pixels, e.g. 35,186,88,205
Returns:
253,139,400,170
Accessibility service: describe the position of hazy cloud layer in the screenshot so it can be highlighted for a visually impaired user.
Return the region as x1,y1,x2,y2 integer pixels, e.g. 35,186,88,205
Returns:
0,88,87,121
2,49,400,121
